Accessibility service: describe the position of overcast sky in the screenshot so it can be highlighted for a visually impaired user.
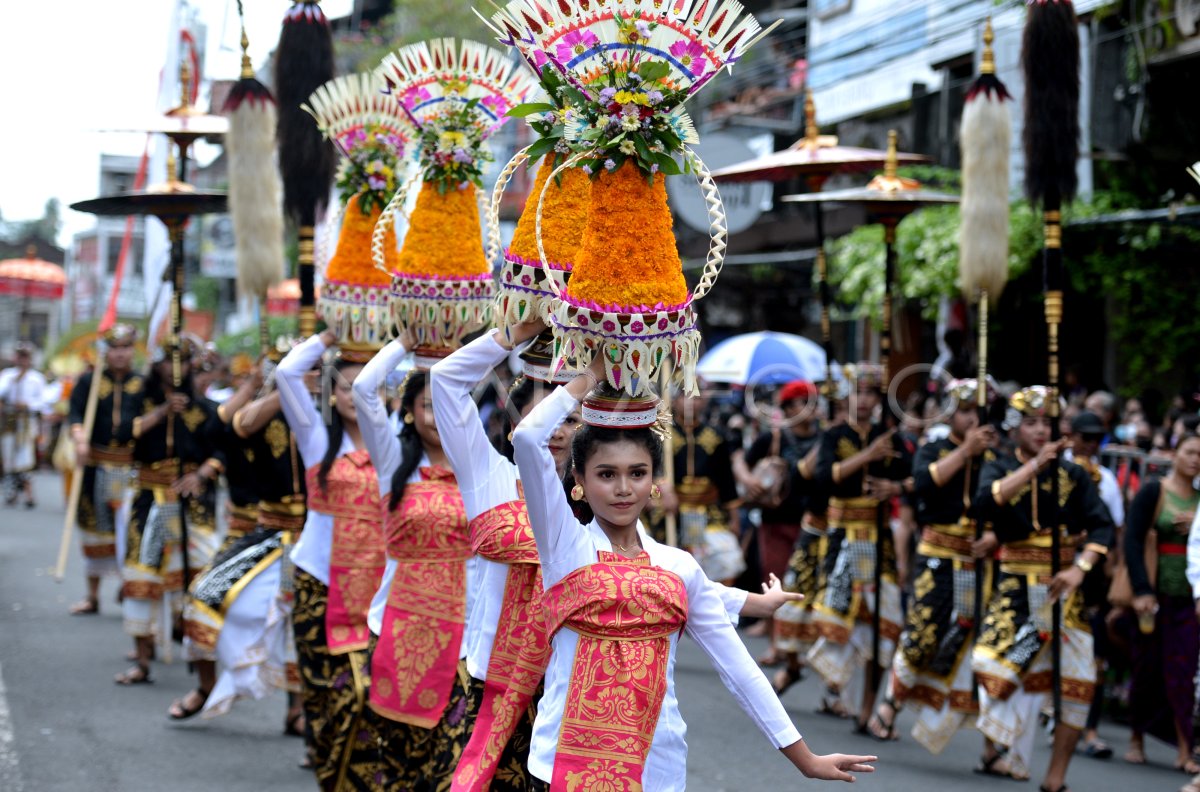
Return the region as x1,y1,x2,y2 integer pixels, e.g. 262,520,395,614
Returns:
0,0,353,247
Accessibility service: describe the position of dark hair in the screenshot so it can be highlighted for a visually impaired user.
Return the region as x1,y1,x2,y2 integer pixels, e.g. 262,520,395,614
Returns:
570,425,663,480
498,376,538,462
1177,431,1200,450
388,370,430,511
316,358,362,495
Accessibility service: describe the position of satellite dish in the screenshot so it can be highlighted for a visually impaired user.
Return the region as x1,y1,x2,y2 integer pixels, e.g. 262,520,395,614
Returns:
667,133,772,235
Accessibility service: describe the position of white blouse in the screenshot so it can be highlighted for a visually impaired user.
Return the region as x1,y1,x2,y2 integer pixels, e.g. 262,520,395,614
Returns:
430,331,521,681
276,335,355,586
352,338,478,643
431,332,748,680
513,387,801,790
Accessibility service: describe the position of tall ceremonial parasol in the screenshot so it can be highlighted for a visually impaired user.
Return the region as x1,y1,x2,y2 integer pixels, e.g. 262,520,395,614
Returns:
1021,0,1081,727
72,175,227,594
0,245,67,341
784,131,958,697
711,96,928,409
958,17,1012,652
274,0,336,337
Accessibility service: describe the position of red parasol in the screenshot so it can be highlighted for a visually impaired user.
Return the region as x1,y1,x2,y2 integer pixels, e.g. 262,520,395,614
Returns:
265,277,320,316
0,246,67,300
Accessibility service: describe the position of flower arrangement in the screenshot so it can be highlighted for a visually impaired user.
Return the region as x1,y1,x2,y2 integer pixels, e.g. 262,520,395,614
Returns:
335,125,408,215
375,38,537,351
488,0,768,396
303,72,415,350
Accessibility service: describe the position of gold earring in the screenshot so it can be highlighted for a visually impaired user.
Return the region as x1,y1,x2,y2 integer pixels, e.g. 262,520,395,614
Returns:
403,413,414,425
570,483,584,502
329,396,337,407
507,430,514,442
651,484,662,499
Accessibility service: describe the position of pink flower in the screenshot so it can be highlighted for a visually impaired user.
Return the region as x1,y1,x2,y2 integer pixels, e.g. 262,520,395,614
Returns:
555,30,598,63
482,93,510,115
531,49,549,70
670,40,708,77
402,86,431,109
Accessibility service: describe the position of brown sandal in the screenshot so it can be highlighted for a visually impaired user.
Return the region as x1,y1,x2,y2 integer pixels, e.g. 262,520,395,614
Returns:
167,688,211,720
69,597,99,615
114,665,153,685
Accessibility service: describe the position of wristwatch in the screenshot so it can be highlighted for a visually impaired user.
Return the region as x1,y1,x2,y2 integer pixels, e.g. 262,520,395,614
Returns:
1074,557,1094,574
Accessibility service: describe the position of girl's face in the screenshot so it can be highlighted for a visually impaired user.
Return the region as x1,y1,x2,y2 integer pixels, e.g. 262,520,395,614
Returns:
411,383,440,449
1175,437,1200,481
333,365,363,424
580,438,654,530
522,391,580,471
1015,415,1051,456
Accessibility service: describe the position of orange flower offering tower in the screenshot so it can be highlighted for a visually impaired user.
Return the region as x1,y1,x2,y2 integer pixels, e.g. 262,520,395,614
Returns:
483,7,597,339
375,39,536,364
303,72,413,359
494,0,773,398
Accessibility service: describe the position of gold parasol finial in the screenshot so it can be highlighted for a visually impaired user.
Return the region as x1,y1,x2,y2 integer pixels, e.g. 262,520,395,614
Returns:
805,90,819,144
981,17,996,77
865,130,920,193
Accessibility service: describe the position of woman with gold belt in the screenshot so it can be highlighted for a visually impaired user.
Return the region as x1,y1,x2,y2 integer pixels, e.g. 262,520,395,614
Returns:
513,355,876,790
277,328,382,788
350,331,475,790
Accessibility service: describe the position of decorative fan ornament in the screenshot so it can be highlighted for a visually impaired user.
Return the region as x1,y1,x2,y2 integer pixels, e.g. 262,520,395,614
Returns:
496,0,774,401
303,72,414,357
373,39,538,361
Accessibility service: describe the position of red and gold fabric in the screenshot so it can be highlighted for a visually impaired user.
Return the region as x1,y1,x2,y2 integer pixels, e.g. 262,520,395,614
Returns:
305,449,384,655
369,466,471,728
453,494,551,791
541,552,689,790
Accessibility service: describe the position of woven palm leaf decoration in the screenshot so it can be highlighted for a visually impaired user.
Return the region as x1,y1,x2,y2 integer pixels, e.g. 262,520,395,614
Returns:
303,72,414,355
374,38,537,362
501,0,775,399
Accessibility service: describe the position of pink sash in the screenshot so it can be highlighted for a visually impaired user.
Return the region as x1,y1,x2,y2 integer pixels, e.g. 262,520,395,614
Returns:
452,493,550,791
305,449,384,655
368,466,470,727
542,552,688,791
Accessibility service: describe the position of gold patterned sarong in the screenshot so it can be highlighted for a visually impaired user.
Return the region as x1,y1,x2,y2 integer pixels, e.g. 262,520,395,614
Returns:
542,552,688,791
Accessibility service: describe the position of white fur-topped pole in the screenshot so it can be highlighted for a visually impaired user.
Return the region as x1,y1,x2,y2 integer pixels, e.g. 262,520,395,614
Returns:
224,18,284,306
958,17,1011,304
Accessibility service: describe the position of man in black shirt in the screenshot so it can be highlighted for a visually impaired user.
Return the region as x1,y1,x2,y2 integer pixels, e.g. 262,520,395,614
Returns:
68,324,141,615
970,386,1113,790
875,379,997,750
740,380,822,665
808,364,914,727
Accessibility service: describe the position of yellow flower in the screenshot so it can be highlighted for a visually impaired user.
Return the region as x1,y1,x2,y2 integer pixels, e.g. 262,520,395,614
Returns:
437,131,467,152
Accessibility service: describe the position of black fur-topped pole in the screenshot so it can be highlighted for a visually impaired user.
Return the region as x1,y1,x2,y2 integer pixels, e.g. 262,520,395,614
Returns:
275,0,336,336
1021,0,1080,729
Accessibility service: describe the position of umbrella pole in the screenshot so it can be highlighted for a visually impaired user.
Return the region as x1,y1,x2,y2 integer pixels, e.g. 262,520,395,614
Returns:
661,358,678,548
1044,203,1065,727
167,218,192,597
812,200,836,421
871,221,898,698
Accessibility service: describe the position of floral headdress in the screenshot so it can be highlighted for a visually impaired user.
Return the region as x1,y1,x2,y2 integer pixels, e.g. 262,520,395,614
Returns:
944,377,997,408
1004,384,1065,431
303,72,414,354
373,39,537,355
496,0,773,400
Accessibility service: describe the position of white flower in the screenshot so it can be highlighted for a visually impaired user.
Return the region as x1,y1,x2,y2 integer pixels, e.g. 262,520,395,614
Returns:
619,140,637,155
620,114,641,132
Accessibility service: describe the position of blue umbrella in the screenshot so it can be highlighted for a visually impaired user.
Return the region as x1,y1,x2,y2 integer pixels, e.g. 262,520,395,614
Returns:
697,331,838,387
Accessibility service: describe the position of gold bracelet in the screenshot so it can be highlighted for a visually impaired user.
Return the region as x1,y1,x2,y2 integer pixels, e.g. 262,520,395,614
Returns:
581,370,600,391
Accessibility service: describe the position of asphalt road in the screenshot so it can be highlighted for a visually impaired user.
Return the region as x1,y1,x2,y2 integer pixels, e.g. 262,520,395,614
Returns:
0,471,1188,790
